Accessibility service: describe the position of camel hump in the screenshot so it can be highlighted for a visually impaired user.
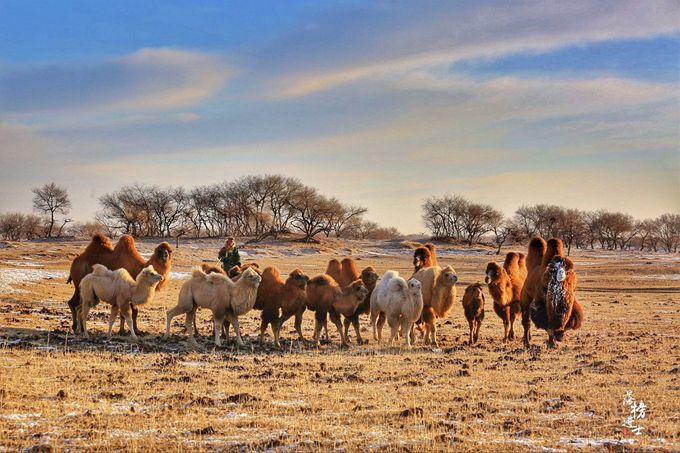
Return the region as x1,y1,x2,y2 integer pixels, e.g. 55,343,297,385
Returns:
387,276,407,293
263,266,282,280
91,264,110,276
526,237,546,268
191,267,207,280
503,252,520,270
91,234,113,249
115,235,138,253
542,238,564,267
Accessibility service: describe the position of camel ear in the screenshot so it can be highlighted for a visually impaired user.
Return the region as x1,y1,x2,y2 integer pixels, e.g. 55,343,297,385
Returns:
564,257,574,272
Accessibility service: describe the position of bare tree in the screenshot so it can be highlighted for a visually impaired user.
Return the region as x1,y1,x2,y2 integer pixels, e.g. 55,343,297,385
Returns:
32,182,72,237
657,213,680,253
289,187,332,242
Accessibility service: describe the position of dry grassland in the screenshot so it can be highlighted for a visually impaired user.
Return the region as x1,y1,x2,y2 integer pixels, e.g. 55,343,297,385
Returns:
0,238,678,452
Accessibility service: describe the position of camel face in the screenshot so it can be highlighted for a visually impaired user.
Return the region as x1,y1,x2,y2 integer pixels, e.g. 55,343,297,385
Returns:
142,266,164,284
545,256,575,329
155,243,172,263
242,268,262,286
289,270,310,289
407,278,422,297
351,281,369,300
441,267,458,286
361,268,379,287
484,262,500,284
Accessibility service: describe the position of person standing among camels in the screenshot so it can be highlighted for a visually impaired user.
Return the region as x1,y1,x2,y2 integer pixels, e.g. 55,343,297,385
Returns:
218,236,241,272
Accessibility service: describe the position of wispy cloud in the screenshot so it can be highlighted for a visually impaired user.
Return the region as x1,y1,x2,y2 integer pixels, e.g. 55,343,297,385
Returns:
0,48,232,115
265,0,679,98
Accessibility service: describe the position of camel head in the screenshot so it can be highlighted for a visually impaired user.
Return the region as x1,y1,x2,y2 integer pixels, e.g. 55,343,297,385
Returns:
288,269,310,289
347,279,369,301
361,267,379,289
465,283,484,301
412,246,432,271
484,262,502,284
407,278,422,298
544,255,575,333
241,267,262,287
139,265,164,285
440,265,458,286
154,242,173,263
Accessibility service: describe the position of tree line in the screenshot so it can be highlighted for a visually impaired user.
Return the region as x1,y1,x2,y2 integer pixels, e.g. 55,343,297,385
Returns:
0,176,400,242
422,194,680,254
1,181,678,252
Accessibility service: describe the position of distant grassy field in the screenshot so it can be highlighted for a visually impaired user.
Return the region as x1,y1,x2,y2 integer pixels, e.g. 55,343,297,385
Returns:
1,238,678,452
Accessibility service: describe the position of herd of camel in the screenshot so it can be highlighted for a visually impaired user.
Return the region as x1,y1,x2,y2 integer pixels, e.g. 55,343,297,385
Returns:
65,234,583,350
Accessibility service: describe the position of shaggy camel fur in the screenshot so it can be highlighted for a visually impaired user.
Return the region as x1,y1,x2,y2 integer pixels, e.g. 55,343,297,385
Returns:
165,267,261,346
325,258,379,344
190,263,261,337
306,275,368,347
370,271,424,347
67,234,172,334
530,255,584,347
485,252,527,341
462,283,485,345
254,267,310,349
413,265,458,347
227,263,260,279
520,237,563,347
412,243,438,274
78,264,163,339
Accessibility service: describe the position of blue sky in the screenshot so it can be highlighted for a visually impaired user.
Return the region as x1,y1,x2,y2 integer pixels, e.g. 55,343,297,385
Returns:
0,0,678,233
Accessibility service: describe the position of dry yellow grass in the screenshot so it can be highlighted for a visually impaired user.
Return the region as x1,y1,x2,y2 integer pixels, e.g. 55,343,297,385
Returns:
0,238,678,452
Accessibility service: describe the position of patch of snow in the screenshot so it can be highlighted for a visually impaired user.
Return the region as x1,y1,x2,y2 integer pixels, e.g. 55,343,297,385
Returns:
169,271,191,280
218,412,249,420
0,413,41,420
633,274,680,281
271,399,305,406
0,268,68,294
2,260,43,267
560,437,636,448
178,361,204,367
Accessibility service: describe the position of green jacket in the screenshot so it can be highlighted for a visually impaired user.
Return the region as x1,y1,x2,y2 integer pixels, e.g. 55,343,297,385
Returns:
219,247,241,271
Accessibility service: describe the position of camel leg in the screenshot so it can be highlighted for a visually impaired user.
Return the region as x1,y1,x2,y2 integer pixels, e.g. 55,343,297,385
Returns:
474,320,481,344
212,315,223,347
68,289,80,333
468,319,474,345
387,315,399,346
343,316,352,344
107,305,119,338
547,332,557,348
79,303,91,338
376,312,386,343
430,321,438,347
503,307,511,342
185,311,199,347
508,306,517,340
227,312,245,347
164,304,189,340
122,305,137,340
402,318,413,348
329,311,347,347
294,310,307,343
370,308,379,342
131,305,141,336
259,317,269,346
351,316,364,345
522,307,532,348
313,310,326,347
